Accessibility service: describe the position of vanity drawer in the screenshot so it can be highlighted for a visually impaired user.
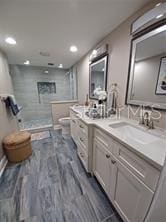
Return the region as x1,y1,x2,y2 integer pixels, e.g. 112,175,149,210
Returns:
113,141,160,191
78,119,88,136
78,130,88,152
77,142,88,171
70,113,78,125
70,110,78,120
94,128,114,153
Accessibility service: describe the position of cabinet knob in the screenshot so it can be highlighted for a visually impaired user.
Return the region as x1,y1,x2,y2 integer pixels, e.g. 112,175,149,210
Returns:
72,119,76,123
79,125,84,129
111,159,116,164
80,137,84,142
106,154,110,158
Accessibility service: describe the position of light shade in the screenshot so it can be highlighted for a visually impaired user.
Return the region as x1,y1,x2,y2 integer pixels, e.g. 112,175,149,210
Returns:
58,64,63,68
156,14,164,19
155,2,161,7
24,60,30,65
5,37,16,45
92,50,97,56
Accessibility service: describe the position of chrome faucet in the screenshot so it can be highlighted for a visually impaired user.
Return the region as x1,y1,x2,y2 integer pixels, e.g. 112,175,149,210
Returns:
143,112,149,127
148,118,154,129
142,111,154,129
139,105,155,129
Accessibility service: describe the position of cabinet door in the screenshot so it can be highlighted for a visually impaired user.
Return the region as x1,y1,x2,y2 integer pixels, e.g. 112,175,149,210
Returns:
70,118,78,144
93,139,115,196
113,160,154,222
70,118,75,138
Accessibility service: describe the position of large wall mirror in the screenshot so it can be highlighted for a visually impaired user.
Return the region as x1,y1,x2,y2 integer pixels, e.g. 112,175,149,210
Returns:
89,55,108,99
126,23,166,109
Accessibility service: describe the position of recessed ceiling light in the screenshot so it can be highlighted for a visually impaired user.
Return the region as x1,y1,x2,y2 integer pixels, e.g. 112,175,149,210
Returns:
58,64,63,68
156,14,164,19
155,2,161,7
44,70,49,74
5,37,16,45
24,60,30,65
70,45,78,52
92,50,97,56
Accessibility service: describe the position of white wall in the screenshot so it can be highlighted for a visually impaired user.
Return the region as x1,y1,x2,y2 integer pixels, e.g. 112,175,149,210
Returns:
0,51,18,160
74,0,166,129
76,55,90,104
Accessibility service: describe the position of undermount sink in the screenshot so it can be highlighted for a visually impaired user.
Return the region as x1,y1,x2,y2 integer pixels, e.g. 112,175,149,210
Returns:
109,122,159,145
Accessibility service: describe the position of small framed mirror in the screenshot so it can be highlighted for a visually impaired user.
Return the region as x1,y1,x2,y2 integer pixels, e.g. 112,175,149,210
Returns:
126,23,166,109
89,55,108,99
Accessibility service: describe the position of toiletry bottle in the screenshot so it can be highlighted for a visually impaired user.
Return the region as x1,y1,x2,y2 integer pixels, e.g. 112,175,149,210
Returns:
139,105,144,125
85,94,89,106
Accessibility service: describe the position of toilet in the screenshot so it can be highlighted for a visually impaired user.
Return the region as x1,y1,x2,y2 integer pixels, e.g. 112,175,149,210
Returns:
58,117,71,135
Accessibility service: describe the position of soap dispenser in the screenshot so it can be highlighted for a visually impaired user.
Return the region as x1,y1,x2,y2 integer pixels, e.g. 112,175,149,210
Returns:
139,105,144,125
85,94,89,106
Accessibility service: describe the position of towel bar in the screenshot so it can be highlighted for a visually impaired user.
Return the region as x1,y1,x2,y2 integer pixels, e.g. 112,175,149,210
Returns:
0,95,8,102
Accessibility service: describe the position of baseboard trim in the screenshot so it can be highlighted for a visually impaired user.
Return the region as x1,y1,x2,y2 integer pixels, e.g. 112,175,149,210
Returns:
0,155,8,178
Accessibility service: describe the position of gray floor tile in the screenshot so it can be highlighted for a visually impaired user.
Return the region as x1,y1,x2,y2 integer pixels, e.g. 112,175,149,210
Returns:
20,150,40,177
76,170,114,221
58,161,83,205
0,165,20,200
103,213,123,222
47,155,60,184
19,174,39,221
23,216,38,222
0,199,16,222
40,209,65,222
64,193,99,222
0,129,122,222
13,177,23,221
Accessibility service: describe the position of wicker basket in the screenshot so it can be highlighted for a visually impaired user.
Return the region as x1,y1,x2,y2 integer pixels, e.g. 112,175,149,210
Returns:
3,131,32,163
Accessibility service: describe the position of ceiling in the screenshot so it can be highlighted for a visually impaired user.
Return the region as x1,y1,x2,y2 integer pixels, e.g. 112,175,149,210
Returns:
0,0,149,69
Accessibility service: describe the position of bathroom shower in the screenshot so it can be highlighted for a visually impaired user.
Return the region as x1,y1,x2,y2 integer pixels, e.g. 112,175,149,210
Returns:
10,64,77,130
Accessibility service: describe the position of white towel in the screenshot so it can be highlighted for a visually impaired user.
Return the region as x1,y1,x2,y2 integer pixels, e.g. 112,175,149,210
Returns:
9,94,17,105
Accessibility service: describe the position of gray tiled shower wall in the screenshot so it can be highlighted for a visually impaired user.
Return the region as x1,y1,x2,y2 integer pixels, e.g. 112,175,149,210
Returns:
10,65,77,124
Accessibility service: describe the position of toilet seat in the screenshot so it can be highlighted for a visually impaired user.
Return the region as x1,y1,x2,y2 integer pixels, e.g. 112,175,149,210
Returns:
59,117,70,126
58,117,71,135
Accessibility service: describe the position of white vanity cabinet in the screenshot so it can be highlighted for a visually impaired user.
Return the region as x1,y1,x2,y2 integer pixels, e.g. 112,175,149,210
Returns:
70,109,93,173
70,110,79,145
113,159,154,222
70,107,161,222
93,139,116,197
93,127,160,222
77,118,89,171
93,129,117,200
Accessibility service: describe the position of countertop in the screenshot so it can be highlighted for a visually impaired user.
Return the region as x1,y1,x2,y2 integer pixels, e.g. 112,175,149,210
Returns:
50,100,78,104
70,106,166,170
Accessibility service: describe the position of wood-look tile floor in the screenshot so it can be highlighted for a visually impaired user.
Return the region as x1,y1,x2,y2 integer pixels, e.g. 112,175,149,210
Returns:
0,130,122,222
